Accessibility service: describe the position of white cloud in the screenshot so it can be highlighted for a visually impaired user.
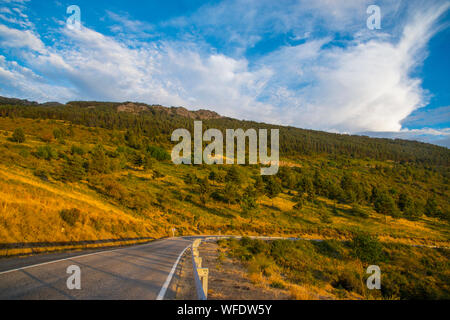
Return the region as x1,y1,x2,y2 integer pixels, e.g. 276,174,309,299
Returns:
0,54,73,101
402,106,450,128
106,10,155,38
0,0,448,136
360,128,450,148
0,8,13,14
0,24,43,52
163,0,402,53
0,0,33,28
249,2,450,132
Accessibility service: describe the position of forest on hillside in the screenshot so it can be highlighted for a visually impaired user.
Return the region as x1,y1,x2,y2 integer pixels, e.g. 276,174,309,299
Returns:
0,100,449,166
0,100,448,229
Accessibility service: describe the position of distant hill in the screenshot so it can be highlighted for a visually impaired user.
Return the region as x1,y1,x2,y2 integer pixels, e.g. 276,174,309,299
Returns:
0,96,39,106
0,96,448,166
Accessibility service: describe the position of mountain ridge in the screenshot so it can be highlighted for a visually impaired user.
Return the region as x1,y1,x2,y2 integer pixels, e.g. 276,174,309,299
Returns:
0,96,449,165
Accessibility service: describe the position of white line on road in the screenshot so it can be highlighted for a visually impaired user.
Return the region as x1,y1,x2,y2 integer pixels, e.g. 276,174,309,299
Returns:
0,248,124,276
0,241,160,276
156,244,190,300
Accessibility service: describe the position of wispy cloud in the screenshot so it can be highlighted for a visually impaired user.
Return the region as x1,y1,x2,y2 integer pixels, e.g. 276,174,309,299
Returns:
106,10,156,40
360,128,450,148
0,0,448,138
402,106,450,128
0,24,44,52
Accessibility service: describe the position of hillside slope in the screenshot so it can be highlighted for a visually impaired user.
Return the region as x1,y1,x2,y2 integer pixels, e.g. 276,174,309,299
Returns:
0,100,448,256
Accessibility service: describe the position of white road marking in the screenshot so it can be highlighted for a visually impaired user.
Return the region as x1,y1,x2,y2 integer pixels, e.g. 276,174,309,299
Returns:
0,248,125,276
0,241,157,276
156,244,190,300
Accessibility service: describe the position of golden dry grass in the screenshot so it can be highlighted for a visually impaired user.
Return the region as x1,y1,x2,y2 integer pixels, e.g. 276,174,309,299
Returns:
0,166,160,248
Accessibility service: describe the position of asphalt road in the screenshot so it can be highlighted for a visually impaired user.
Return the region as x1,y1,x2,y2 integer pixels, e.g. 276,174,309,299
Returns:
1,234,444,300
0,237,192,300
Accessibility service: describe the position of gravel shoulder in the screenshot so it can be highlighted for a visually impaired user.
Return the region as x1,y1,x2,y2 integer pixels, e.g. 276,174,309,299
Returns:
174,241,290,300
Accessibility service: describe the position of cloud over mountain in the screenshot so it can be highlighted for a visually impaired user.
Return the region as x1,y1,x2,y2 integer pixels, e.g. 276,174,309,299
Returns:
0,0,448,138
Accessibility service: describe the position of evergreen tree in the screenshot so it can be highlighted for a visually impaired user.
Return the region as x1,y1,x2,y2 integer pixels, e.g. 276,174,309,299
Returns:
241,186,258,219
397,192,412,212
208,170,218,186
89,145,109,174
223,182,240,206
278,166,296,189
374,190,399,218
298,176,314,201
125,129,141,149
62,155,85,182
264,176,282,206
254,175,265,194
198,178,211,206
225,166,242,185
424,197,438,217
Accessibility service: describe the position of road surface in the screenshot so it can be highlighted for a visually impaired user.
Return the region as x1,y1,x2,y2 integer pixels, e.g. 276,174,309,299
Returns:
2,234,443,300
0,237,192,300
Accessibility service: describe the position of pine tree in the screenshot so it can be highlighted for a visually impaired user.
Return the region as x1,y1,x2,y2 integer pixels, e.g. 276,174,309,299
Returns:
62,155,85,182
264,176,282,206
241,186,258,219
225,166,241,185
424,197,438,217
89,145,109,174
223,182,240,206
208,170,218,186
254,175,265,195
198,178,210,206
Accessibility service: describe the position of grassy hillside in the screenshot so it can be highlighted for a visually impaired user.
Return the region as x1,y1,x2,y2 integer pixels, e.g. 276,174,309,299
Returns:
0,104,447,255
218,237,450,300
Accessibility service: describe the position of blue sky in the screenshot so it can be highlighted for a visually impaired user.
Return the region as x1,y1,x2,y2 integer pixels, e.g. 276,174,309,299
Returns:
0,0,449,146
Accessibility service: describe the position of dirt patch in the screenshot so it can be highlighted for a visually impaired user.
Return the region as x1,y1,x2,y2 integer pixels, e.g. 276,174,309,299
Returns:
175,241,290,300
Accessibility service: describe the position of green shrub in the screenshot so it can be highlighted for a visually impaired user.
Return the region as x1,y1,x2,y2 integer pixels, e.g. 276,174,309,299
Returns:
320,212,332,223
270,280,286,289
331,270,363,294
62,156,85,182
147,145,170,161
89,144,110,174
351,232,384,263
374,191,399,217
59,208,81,226
36,145,57,160
248,253,274,276
19,149,30,158
11,128,26,143
103,179,128,200
351,204,369,218
314,240,345,260
53,128,67,140
71,144,86,156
